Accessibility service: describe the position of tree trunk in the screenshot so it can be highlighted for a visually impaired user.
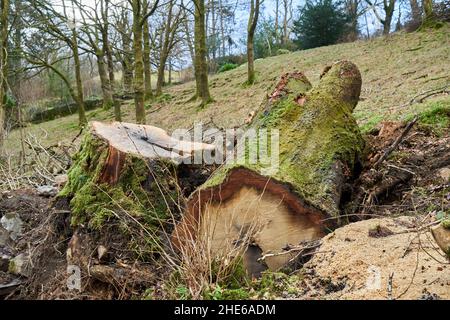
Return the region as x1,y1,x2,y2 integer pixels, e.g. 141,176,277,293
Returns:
383,0,395,35
156,0,174,96
193,0,211,105
97,54,114,110
120,23,134,94
133,1,146,124
156,54,167,96
122,60,134,94
173,61,364,275
143,19,153,100
247,0,260,84
219,0,225,58
409,0,421,21
0,0,9,150
423,0,434,23
275,0,279,44
71,29,87,126
346,0,359,40
168,59,172,85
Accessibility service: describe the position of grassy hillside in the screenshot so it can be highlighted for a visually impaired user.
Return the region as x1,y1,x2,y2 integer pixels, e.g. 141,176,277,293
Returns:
5,26,449,154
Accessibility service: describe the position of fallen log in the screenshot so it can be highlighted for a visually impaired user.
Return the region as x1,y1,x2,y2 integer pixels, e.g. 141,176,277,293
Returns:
60,121,214,252
173,61,365,274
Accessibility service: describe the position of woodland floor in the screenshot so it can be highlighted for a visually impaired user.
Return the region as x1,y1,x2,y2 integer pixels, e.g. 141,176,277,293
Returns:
1,119,449,300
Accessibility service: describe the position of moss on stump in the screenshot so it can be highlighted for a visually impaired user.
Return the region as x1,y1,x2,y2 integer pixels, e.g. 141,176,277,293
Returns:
60,121,214,255
173,61,365,273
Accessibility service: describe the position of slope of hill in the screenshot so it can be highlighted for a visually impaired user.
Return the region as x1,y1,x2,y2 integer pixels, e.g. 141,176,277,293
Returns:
4,25,449,154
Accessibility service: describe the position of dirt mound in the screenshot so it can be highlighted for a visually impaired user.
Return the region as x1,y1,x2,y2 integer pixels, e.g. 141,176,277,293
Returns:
302,216,449,300
349,120,450,219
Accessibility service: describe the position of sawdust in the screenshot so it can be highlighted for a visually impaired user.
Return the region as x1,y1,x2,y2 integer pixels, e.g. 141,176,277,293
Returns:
303,216,450,300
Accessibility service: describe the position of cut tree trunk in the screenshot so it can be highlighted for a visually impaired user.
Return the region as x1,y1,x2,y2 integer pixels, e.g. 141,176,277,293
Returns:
173,61,365,275
60,121,214,252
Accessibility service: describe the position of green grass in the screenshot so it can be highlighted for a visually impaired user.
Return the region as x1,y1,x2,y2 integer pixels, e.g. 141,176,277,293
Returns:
4,25,450,156
405,99,450,135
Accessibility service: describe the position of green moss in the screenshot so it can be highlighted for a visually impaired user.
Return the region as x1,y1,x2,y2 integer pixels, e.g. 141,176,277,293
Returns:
203,285,250,300
218,63,238,73
407,100,450,136
252,271,302,298
59,132,178,253
442,219,450,230
359,115,384,134
199,63,364,218
8,260,16,274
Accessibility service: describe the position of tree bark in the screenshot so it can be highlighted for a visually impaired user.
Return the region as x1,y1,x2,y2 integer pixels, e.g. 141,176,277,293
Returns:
156,0,174,96
102,0,115,90
143,19,153,100
247,0,260,84
193,0,211,106
173,61,365,274
97,53,114,110
132,0,146,124
0,0,9,150
71,28,87,126
423,0,434,23
382,0,395,35
118,8,133,94
409,0,421,22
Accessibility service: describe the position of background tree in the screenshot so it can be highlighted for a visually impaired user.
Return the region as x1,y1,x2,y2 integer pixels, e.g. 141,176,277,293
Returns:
247,0,261,84
409,0,422,22
253,16,277,58
24,0,87,126
365,0,396,34
345,0,364,39
422,0,435,25
292,0,349,49
193,0,211,106
112,4,134,94
75,0,116,112
0,0,9,149
155,0,182,96
281,0,293,45
130,0,159,124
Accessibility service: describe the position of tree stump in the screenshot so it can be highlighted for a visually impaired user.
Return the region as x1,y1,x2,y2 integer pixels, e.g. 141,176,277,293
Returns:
173,61,365,274
60,121,214,255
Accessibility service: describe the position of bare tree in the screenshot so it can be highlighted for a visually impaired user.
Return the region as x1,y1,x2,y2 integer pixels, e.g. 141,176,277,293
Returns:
75,0,116,112
0,0,9,149
422,0,434,24
112,4,134,94
281,0,292,45
409,0,422,21
247,0,261,84
193,0,211,106
365,0,397,35
345,0,364,39
24,0,87,126
274,0,279,44
130,0,159,124
155,0,182,96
